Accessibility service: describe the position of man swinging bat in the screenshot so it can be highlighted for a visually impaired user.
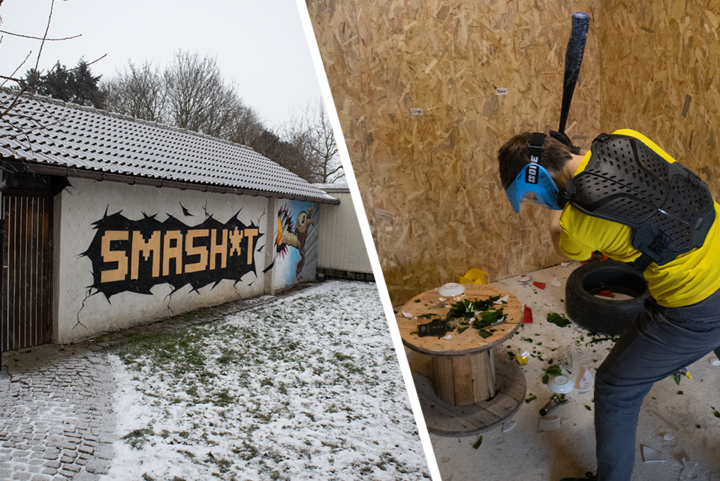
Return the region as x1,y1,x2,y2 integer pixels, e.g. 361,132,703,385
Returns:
496,12,720,481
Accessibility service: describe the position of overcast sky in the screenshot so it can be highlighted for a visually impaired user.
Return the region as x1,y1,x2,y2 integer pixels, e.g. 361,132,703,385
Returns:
0,0,323,128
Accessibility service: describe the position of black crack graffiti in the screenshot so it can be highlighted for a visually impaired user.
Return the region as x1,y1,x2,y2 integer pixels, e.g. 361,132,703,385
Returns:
82,209,264,301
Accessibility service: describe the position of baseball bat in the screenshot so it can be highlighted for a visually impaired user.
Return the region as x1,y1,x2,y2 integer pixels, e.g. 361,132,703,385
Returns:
558,12,590,134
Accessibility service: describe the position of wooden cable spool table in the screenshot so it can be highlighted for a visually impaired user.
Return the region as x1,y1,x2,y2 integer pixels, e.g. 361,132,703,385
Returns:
397,283,527,435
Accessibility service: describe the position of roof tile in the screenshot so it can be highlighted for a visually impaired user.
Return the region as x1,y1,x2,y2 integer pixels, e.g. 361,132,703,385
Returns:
0,91,335,202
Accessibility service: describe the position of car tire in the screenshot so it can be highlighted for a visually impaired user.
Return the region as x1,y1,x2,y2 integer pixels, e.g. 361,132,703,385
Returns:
565,260,651,336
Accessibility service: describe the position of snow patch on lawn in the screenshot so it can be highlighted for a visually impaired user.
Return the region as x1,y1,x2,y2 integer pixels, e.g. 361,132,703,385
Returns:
103,280,429,480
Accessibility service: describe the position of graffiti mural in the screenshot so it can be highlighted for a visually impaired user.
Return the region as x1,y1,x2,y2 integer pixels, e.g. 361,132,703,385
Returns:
275,200,319,287
83,208,263,299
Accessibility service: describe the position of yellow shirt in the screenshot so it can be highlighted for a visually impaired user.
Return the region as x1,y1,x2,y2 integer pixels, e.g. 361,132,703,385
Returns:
559,129,720,307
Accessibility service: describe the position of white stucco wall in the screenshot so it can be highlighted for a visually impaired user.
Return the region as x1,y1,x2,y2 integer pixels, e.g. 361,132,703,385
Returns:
54,178,273,343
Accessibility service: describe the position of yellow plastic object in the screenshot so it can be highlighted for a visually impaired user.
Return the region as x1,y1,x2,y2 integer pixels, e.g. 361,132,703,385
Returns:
686,372,692,379
515,351,530,365
459,268,490,284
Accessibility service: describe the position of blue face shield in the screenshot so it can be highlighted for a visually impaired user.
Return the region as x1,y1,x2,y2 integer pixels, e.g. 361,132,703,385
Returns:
504,132,563,213
505,163,562,213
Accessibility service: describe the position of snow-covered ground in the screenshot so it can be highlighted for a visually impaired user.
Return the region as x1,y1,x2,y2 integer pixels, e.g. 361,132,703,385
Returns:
103,280,430,481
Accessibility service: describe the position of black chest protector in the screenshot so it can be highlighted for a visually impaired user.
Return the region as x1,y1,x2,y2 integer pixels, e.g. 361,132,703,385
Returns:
566,133,716,267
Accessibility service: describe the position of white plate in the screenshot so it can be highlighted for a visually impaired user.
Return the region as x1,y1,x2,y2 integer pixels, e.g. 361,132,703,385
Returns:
438,283,465,297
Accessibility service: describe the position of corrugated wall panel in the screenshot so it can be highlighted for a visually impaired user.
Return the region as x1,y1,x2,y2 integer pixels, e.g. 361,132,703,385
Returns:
318,191,372,274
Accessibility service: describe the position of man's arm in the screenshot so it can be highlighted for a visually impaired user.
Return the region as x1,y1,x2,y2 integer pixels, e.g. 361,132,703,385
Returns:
550,209,570,259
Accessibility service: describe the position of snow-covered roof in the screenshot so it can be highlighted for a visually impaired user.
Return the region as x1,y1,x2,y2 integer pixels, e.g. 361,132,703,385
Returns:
0,90,337,204
312,182,349,193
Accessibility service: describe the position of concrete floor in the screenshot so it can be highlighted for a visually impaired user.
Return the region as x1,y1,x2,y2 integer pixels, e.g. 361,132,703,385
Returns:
405,262,720,481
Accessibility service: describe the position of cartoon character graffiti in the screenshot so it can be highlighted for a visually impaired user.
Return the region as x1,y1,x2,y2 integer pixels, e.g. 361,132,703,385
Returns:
277,204,315,276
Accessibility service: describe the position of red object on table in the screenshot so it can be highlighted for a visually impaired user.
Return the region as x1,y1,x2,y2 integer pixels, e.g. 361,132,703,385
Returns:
533,282,546,290
522,305,533,323
597,290,616,298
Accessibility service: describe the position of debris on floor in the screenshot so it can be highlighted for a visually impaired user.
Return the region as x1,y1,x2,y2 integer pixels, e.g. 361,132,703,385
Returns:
472,436,483,449
540,393,568,416
548,374,575,394
518,275,533,286
502,422,517,433
427,262,720,481
577,368,594,393
533,281,546,290
538,416,568,431
547,312,572,327
523,305,533,323
641,445,666,463
516,351,530,365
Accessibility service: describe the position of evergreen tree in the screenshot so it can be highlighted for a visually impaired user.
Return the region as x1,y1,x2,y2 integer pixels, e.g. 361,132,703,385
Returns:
19,59,105,109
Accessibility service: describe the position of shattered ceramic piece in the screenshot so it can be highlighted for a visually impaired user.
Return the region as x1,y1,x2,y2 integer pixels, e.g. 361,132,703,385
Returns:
502,422,517,433
494,295,510,305
560,262,571,267
438,283,465,297
641,445,666,463
578,368,595,393
443,335,452,340
550,279,562,287
402,311,412,318
518,275,532,286
710,358,720,366
438,297,447,302
538,416,563,431
549,375,575,394
662,433,675,441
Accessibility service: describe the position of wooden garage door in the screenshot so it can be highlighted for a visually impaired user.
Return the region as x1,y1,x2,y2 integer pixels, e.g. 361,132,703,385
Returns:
2,189,53,351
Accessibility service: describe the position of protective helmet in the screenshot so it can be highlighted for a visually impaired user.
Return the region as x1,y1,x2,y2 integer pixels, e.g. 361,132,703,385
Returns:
504,132,563,213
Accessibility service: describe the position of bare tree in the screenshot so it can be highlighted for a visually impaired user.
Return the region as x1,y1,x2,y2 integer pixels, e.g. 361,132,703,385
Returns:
222,105,266,146
284,100,344,184
164,50,239,136
102,61,165,121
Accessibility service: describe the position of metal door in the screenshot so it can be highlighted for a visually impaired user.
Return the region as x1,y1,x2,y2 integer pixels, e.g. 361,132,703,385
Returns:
2,189,53,350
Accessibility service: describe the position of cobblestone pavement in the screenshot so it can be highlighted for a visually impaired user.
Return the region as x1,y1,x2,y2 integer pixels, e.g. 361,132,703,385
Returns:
0,345,116,481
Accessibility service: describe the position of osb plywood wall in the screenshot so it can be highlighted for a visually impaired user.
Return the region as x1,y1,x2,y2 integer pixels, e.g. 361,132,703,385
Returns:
307,0,601,305
599,0,720,199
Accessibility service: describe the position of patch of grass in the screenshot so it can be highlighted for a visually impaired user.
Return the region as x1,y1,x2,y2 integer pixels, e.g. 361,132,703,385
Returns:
232,441,260,461
177,449,195,459
334,352,353,361
111,328,208,376
216,351,235,364
123,427,154,449
213,390,234,406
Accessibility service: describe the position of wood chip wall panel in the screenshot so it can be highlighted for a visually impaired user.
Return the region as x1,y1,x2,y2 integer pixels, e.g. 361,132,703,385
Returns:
599,0,720,199
308,0,601,304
